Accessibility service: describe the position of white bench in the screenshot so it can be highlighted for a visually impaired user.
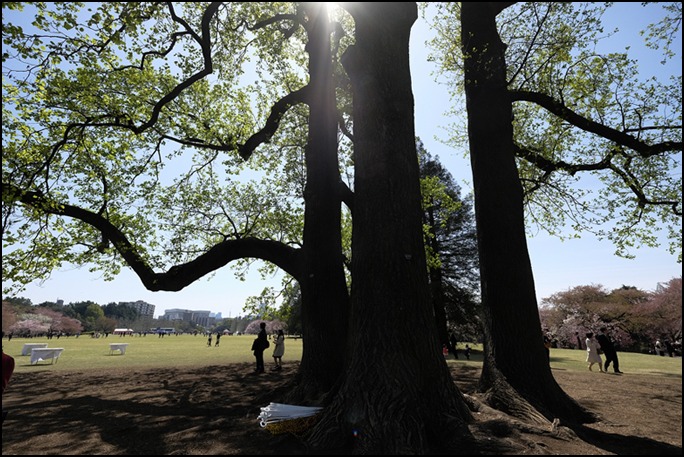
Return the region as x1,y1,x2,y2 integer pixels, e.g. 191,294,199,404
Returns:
21,343,48,356
109,343,129,355
30,348,64,365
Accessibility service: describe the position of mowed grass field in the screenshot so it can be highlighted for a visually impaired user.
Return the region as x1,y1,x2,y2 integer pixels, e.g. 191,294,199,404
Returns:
448,343,682,377
3,334,303,373
3,336,681,377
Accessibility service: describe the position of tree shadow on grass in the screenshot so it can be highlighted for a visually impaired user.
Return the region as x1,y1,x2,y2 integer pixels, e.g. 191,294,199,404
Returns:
2,362,307,455
570,424,682,455
3,362,681,455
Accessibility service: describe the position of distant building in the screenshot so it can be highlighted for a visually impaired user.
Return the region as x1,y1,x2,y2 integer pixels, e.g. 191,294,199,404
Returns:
120,300,155,318
161,308,215,327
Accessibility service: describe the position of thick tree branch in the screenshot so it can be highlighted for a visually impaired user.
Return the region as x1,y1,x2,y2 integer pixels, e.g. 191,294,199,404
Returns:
123,2,223,134
513,144,615,175
27,5,311,171
512,89,682,215
247,12,302,39
515,144,682,215
607,160,683,216
238,85,310,160
52,3,221,137
337,180,354,214
510,90,683,156
3,182,304,290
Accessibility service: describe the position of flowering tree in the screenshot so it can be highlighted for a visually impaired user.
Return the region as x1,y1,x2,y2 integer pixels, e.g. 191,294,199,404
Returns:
9,313,51,336
35,307,83,334
632,277,682,344
539,281,684,351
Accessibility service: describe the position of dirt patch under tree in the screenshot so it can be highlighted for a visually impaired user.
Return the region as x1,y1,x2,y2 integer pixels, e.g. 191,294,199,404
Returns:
1,362,681,455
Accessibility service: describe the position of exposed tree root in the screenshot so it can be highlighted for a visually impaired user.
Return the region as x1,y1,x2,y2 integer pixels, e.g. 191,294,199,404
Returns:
460,390,601,455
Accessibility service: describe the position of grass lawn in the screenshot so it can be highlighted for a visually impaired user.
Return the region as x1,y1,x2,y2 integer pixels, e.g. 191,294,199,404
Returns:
548,346,682,376
3,334,303,373
446,344,682,377
3,336,681,378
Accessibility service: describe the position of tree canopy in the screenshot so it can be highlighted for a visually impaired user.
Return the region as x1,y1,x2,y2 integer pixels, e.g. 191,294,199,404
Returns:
430,2,682,260
2,2,319,292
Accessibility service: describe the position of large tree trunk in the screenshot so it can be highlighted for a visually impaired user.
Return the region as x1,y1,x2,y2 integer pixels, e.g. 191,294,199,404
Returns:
294,3,350,399
307,4,472,453
461,2,595,424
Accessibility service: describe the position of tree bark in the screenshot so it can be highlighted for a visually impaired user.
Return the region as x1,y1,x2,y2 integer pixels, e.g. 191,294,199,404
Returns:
307,4,472,453
293,3,350,399
461,2,595,424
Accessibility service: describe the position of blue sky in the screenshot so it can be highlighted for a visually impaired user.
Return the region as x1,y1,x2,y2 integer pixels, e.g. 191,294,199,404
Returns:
6,3,682,318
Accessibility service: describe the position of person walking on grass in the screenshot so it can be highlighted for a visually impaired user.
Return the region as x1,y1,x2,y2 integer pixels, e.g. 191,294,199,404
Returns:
585,332,603,372
597,327,623,374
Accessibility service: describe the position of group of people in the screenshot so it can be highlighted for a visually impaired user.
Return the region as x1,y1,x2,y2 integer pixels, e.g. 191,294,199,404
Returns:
654,338,676,357
251,323,285,374
585,327,623,374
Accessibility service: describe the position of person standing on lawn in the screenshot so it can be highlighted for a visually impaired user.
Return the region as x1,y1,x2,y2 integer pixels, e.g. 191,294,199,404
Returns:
251,322,269,374
271,329,285,371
